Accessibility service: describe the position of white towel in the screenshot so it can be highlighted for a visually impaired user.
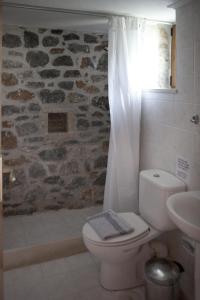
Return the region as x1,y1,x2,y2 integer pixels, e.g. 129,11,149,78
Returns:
87,209,134,240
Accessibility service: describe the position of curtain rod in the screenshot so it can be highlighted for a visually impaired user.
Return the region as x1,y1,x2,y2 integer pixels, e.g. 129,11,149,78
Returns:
2,2,174,25
2,2,121,18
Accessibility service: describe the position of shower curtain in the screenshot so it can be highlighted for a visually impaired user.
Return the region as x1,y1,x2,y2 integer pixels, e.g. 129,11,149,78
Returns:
104,16,142,213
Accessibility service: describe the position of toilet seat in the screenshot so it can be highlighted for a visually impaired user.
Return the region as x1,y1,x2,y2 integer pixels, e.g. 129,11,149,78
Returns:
83,212,150,247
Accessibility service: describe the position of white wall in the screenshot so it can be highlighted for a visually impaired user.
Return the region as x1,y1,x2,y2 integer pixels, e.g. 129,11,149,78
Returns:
3,7,109,33
140,3,200,191
140,1,200,299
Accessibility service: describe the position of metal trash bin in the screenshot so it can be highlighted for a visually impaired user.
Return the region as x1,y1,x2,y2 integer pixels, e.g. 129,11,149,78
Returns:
145,257,183,300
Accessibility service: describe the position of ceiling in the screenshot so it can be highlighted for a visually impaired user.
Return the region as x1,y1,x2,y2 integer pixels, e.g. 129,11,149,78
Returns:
3,0,177,31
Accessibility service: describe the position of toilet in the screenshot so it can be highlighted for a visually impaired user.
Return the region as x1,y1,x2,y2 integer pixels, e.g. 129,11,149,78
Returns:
82,169,186,291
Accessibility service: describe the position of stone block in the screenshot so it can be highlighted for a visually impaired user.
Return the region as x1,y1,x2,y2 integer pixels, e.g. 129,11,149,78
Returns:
80,57,94,69
8,50,23,57
3,60,23,69
97,53,108,71
63,33,80,40
39,89,65,104
42,36,59,47
26,51,49,67
16,122,38,136
68,176,87,189
92,96,109,111
44,176,63,184
4,156,28,167
80,189,93,205
68,43,89,53
76,80,100,94
77,118,90,130
25,137,44,143
2,72,18,86
64,70,81,78
39,69,60,79
15,115,29,121
94,156,108,169
51,29,63,35
84,34,98,43
28,103,41,112
39,148,66,161
2,105,21,116
67,92,87,103
2,131,17,150
102,140,109,152
7,89,34,101
99,127,110,133
79,105,89,111
91,74,107,82
53,55,73,66
26,82,45,89
92,120,104,127
94,41,108,51
3,33,22,48
92,111,104,118
58,81,74,90
24,185,45,204
29,162,46,178
18,70,33,80
2,121,13,128
93,171,106,186
60,160,79,176
49,48,65,54
24,31,39,48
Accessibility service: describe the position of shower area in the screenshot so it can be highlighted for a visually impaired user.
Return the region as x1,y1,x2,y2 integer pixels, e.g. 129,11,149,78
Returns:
2,14,109,257
1,4,172,269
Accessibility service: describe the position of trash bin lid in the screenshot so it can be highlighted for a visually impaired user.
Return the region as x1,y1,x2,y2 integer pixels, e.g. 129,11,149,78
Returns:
145,258,181,286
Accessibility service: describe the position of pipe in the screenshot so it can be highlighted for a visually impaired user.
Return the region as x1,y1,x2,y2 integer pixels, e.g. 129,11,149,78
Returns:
149,241,168,258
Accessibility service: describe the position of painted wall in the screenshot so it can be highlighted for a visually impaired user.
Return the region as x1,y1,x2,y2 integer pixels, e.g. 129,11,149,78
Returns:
2,26,109,216
140,1,200,299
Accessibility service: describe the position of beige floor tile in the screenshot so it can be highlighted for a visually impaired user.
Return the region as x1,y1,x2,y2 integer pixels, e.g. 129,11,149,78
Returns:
4,253,145,300
4,206,102,250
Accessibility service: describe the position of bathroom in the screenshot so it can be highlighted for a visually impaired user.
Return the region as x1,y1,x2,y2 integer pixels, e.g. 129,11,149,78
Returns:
0,0,200,299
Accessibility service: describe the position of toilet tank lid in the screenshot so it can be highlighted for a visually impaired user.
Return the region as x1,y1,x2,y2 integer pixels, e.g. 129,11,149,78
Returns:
140,169,186,191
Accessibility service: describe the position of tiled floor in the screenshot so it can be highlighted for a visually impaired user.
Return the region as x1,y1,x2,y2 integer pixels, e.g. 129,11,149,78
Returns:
4,206,102,250
4,252,145,300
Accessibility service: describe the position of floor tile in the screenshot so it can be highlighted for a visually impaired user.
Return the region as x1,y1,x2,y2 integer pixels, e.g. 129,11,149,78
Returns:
4,253,145,300
4,206,102,250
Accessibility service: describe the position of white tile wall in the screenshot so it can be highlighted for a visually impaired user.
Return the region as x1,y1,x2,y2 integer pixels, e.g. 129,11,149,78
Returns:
141,2,200,191
140,2,200,299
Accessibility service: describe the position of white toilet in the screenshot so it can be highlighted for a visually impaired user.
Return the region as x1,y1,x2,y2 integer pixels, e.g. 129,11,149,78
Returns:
82,169,186,291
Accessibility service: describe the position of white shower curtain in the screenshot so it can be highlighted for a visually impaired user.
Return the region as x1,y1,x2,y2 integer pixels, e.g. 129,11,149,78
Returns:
103,16,142,213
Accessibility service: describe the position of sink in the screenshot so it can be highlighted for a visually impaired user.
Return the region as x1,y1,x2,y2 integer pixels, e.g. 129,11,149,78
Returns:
167,191,200,242
167,191,200,300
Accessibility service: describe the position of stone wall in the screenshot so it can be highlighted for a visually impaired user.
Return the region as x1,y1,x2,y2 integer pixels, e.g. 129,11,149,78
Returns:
2,26,109,216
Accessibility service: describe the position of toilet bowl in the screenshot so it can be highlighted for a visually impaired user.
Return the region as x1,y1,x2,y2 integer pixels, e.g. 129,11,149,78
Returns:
82,213,159,290
83,212,159,290
82,169,186,291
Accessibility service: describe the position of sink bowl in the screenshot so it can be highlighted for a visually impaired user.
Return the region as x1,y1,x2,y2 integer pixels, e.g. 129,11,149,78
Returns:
167,191,200,242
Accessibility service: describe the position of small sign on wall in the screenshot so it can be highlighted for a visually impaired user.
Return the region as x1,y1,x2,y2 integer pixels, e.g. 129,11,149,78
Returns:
48,113,68,133
176,156,191,183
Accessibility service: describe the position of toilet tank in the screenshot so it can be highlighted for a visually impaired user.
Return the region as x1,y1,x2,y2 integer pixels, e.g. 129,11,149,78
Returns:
139,169,186,231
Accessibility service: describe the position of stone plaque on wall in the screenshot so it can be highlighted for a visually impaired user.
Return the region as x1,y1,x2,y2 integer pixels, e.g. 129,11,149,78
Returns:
48,113,68,133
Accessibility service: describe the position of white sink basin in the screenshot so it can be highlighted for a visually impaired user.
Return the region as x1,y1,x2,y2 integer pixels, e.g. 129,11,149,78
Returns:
167,191,200,242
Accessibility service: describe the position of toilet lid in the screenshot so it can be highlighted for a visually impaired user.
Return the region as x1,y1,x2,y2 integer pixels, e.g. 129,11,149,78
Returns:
83,212,150,246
